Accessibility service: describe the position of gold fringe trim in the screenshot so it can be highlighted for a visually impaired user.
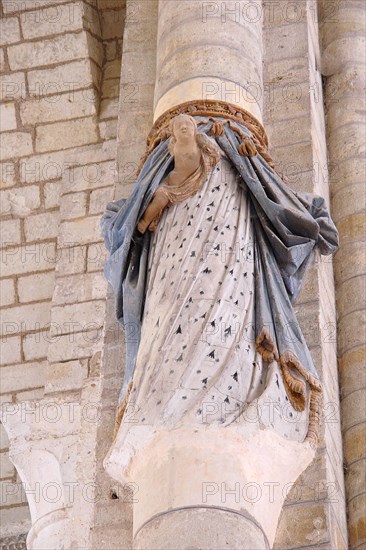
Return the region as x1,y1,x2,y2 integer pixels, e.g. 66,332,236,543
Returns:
255,326,279,363
113,381,133,441
256,326,322,447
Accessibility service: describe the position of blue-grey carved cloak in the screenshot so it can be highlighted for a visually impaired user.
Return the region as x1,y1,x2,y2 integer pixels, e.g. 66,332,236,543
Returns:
100,118,339,444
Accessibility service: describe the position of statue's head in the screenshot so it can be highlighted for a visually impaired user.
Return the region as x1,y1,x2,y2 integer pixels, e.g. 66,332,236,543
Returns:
168,114,197,155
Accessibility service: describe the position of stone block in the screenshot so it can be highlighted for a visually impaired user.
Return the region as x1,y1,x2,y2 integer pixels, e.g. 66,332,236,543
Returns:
7,32,89,71
87,242,107,272
106,40,117,61
100,8,125,39
24,211,60,242
0,17,20,46
89,186,114,214
2,0,70,12
0,102,17,132
0,453,14,479
102,77,120,99
0,336,21,365
0,48,6,72
332,182,366,223
35,116,99,153
341,390,366,433
47,329,103,362
0,71,26,101
53,272,108,305
0,302,51,336
337,213,365,241
0,425,10,451
85,32,104,66
343,423,366,466
100,97,119,120
334,240,366,286
27,59,95,97
99,119,118,140
1,242,56,277
104,59,121,80
0,219,21,245
63,160,117,194
20,89,97,125
0,361,46,392
44,181,62,208
45,359,88,393
55,244,86,275
0,278,15,307
346,459,366,504
274,502,328,548
20,2,83,39
1,132,33,161
59,215,103,247
348,493,366,547
18,271,55,303
0,185,41,217
60,192,88,220
51,300,106,336
336,274,365,320
338,347,366,398
338,310,366,355
22,331,50,361
19,141,115,185
15,387,45,401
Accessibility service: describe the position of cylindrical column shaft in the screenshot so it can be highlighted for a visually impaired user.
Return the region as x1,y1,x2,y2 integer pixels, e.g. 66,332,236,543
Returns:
320,2,366,548
154,0,263,121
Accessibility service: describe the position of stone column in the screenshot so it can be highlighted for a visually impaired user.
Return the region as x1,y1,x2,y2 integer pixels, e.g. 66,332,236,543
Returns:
154,0,264,122
319,2,366,548
104,2,319,549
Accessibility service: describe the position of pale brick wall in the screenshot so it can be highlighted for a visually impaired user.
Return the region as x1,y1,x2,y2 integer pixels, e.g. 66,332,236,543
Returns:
0,0,125,542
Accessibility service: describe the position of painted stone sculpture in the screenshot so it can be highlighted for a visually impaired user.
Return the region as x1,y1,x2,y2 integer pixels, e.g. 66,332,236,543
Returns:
100,102,339,458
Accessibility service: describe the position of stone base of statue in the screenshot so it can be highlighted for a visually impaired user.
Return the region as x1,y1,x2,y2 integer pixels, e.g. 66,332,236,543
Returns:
104,367,315,550
105,425,314,550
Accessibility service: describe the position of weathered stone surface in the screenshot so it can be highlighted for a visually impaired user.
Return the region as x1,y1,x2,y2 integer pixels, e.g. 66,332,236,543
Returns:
24,212,60,241
0,17,20,46
20,89,97,125
0,362,46,392
53,272,108,305
0,336,21,365
0,71,26,101
22,331,49,361
20,2,83,39
0,103,17,132
45,359,88,393
18,271,55,303
0,278,15,307
59,215,102,247
7,32,89,70
1,242,56,277
0,219,21,245
27,59,95,97
343,424,365,466
338,347,366,398
1,132,33,160
35,117,99,152
0,302,51,335
274,502,328,548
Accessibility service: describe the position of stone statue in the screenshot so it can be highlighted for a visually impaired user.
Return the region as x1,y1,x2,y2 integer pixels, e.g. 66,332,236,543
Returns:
100,104,339,457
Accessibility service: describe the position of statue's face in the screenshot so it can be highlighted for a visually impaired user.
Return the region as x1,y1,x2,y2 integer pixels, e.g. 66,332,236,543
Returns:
173,116,196,142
